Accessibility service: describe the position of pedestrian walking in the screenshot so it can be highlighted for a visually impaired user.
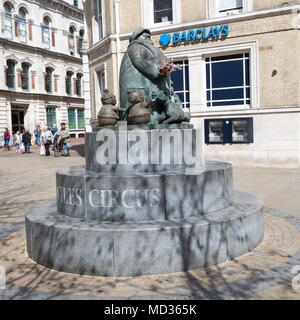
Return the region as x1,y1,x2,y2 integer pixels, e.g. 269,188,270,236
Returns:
35,125,41,147
3,128,10,151
14,131,22,154
41,126,53,156
22,129,32,153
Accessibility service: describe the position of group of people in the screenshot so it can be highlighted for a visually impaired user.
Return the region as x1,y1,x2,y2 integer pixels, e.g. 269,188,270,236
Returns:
2,123,70,157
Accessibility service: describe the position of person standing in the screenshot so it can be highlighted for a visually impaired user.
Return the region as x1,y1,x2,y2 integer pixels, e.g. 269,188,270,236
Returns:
41,126,53,156
14,131,22,154
56,122,70,156
51,124,58,136
22,129,31,154
35,125,41,147
3,128,10,151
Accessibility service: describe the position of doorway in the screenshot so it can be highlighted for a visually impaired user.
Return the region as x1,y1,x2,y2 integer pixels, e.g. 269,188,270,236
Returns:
11,109,24,133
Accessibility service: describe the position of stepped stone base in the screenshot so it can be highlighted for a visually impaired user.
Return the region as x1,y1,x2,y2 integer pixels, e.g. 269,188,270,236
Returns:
25,191,264,277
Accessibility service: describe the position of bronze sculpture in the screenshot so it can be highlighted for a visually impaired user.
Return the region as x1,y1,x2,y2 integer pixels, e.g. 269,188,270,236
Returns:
97,89,123,126
119,27,190,125
126,91,151,125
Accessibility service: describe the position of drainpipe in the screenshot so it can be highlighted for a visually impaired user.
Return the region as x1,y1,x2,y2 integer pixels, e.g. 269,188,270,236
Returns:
114,0,122,82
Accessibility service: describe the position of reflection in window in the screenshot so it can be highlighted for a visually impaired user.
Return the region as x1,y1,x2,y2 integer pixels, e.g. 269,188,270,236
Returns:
97,0,103,40
69,26,75,56
21,63,29,90
6,60,15,89
45,67,52,93
206,53,250,107
219,0,243,14
66,71,73,95
170,60,190,109
76,74,82,96
18,8,27,43
4,2,13,40
154,0,173,24
79,29,84,57
43,17,51,50
68,109,76,129
46,108,56,127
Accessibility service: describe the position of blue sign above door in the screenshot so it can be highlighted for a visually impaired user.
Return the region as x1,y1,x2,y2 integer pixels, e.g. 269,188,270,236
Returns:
160,24,229,46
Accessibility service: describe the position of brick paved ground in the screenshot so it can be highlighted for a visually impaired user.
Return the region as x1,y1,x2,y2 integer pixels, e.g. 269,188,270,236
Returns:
0,147,299,300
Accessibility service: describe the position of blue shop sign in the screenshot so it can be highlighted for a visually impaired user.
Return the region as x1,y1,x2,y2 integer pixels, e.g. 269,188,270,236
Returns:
160,24,229,46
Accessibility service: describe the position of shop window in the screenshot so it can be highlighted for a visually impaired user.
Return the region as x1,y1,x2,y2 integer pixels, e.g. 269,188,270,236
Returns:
76,74,82,96
18,8,27,43
21,63,29,90
68,109,76,129
154,0,173,24
97,0,103,41
43,17,51,50
66,71,73,96
206,53,250,107
69,26,76,56
45,67,52,93
204,118,253,144
46,108,56,127
77,109,85,129
170,60,190,109
4,2,13,40
6,60,15,89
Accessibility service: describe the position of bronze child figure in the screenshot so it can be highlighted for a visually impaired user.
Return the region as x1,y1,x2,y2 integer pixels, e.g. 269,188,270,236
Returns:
97,89,123,126
126,90,152,125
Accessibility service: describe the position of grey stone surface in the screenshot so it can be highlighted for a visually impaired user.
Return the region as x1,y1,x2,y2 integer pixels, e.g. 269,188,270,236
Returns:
85,128,203,173
56,161,233,221
25,191,264,277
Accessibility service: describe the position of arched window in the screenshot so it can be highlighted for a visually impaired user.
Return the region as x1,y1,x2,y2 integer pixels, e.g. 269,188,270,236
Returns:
65,71,73,95
4,2,13,40
45,67,52,93
21,63,29,90
18,8,27,43
6,60,15,89
42,17,51,50
78,29,84,57
76,74,82,96
68,26,75,56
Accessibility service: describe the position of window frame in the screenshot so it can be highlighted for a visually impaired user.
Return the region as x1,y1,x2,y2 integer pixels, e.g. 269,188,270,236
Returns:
6,59,16,89
4,2,13,40
65,71,73,96
142,0,181,28
170,59,190,111
76,74,82,97
97,0,103,41
207,0,252,19
68,26,76,56
46,107,56,128
205,52,250,108
45,67,53,93
18,8,27,44
68,108,85,130
42,17,51,50
21,62,30,91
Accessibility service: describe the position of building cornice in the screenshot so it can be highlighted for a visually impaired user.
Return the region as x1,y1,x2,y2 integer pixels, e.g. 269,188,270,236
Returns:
0,89,85,104
0,37,82,64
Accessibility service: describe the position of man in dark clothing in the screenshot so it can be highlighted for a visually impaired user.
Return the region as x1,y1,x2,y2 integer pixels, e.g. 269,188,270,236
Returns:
3,128,10,151
22,130,31,153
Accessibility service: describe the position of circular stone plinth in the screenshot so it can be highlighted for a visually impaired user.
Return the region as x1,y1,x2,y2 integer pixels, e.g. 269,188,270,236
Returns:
25,191,263,277
56,161,233,222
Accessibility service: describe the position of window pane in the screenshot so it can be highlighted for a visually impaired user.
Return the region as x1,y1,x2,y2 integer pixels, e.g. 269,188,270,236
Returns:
212,100,244,106
68,109,76,129
154,0,173,23
206,64,210,89
77,110,85,129
7,61,15,88
171,69,183,91
212,60,244,88
21,63,29,90
219,0,243,11
212,88,244,100
245,59,250,85
46,108,56,127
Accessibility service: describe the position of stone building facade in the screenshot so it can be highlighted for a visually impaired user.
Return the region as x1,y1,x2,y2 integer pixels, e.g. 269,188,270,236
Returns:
85,0,300,167
0,0,86,141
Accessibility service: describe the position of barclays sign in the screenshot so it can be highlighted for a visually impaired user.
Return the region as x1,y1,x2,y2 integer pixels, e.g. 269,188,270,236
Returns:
160,24,229,46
